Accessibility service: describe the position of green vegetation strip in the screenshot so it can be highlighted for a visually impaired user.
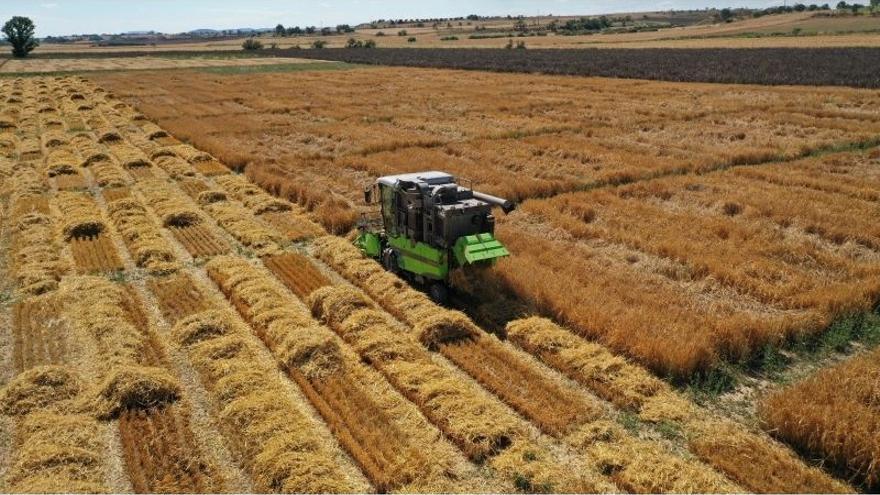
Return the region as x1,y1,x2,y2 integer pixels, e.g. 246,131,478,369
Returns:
687,308,880,401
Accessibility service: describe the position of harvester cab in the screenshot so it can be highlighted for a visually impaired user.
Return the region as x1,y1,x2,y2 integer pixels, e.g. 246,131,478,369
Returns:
355,171,515,304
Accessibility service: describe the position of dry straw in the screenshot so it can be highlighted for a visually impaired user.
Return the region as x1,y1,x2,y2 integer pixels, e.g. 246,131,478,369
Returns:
153,154,197,179
141,121,170,140
90,158,131,188
158,143,214,163
9,167,66,295
0,366,85,416
203,200,284,256
205,255,342,379
40,130,68,150
70,133,111,166
171,309,355,492
58,276,181,419
108,142,152,170
106,197,180,275
45,148,78,177
54,191,107,240
307,285,610,492
312,235,479,347
95,127,123,144
0,367,109,493
214,174,293,215
136,179,204,228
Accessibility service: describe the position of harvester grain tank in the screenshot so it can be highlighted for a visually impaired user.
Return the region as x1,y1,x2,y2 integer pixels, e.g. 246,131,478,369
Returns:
355,171,515,303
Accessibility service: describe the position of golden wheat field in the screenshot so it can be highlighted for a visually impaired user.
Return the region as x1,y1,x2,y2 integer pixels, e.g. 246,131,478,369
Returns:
2,46,880,494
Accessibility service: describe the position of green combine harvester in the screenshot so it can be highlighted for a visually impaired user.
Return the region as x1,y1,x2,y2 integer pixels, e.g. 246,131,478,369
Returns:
355,171,515,304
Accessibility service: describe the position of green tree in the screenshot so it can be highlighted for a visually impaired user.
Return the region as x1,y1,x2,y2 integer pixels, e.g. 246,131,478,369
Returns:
274,24,286,37
241,37,263,50
2,16,39,58
870,0,879,10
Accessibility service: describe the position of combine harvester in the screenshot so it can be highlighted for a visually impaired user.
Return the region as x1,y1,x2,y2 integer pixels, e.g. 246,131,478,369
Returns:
356,171,515,304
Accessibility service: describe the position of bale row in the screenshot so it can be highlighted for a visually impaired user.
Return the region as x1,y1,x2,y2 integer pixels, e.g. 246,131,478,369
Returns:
213,174,293,215
58,276,181,419
53,191,107,240
0,367,109,493
8,165,47,207
40,129,67,149
205,256,342,379
312,235,480,349
108,142,152,170
170,309,356,493
90,158,131,188
0,134,19,159
153,154,197,179
70,133,111,167
136,179,204,227
95,126,122,144
106,197,180,275
10,211,66,296
154,143,213,163
202,200,284,257
8,167,66,295
205,255,468,491
45,148,78,178
121,126,162,156
307,284,612,493
141,121,170,141
507,317,665,411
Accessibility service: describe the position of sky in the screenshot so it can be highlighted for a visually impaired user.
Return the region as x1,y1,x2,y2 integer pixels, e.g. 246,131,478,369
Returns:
0,0,788,37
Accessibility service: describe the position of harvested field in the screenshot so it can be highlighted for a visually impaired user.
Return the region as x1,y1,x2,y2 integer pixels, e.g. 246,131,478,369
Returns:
69,233,125,273
11,296,67,371
148,274,214,323
505,317,850,493
168,224,229,258
119,404,222,493
169,307,362,493
263,252,330,300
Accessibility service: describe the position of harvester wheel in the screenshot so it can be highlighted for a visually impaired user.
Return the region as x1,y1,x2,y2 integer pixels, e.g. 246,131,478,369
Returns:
429,283,448,305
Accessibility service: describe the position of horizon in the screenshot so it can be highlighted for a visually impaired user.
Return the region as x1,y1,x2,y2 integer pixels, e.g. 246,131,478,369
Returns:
1,0,788,37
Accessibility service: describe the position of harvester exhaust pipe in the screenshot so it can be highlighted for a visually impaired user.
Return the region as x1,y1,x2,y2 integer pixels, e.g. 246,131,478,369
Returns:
472,191,516,214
